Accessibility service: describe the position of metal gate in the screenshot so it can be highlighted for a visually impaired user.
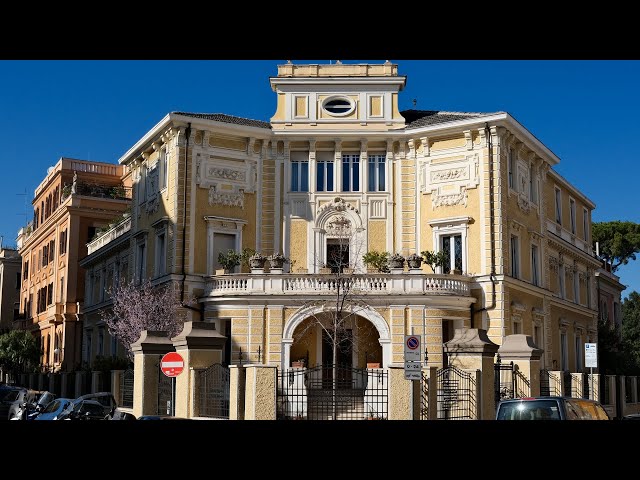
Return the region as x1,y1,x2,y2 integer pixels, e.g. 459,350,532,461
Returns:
198,363,230,419
436,366,477,419
540,369,561,396
494,356,515,404
119,369,134,408
157,366,174,416
420,371,429,420
276,364,388,420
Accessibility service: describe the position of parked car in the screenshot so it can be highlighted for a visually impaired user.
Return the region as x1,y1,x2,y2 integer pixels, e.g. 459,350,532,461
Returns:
0,386,25,420
7,389,48,420
64,399,109,420
496,396,610,420
34,398,75,420
74,392,117,417
24,392,57,420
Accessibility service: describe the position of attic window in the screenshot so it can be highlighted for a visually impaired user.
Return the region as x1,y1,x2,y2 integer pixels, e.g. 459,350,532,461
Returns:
322,96,355,116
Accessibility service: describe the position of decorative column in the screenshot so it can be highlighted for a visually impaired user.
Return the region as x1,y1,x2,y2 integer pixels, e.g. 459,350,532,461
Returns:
444,328,499,420
243,364,277,420
497,334,544,397
171,321,226,418
131,330,174,419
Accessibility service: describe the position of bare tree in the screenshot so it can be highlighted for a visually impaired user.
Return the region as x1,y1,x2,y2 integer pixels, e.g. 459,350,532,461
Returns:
291,214,382,418
100,279,185,359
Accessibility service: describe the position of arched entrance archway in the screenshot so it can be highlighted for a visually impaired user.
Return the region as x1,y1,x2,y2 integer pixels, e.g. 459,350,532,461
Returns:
282,306,391,369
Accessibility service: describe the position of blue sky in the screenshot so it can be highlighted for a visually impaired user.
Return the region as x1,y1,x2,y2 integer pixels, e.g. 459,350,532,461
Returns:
1,60,638,296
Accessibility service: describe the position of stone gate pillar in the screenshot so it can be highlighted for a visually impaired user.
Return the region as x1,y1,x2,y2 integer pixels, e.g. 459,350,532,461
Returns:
131,330,174,419
244,365,277,420
497,334,543,397
171,321,226,419
444,328,499,420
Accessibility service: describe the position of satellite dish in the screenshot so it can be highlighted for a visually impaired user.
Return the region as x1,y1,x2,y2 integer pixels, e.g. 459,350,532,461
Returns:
47,166,54,174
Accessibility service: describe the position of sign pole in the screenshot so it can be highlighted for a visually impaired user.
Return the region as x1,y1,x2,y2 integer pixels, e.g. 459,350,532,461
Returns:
171,377,176,417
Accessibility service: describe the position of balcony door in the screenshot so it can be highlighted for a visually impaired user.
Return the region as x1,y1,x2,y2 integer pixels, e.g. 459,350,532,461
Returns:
326,240,349,273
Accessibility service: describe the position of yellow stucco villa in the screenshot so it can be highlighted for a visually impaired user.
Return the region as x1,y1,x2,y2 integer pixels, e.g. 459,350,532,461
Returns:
78,61,610,419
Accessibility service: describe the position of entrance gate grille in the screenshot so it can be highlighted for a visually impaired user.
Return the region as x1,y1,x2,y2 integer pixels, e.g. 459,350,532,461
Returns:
197,363,230,419
494,356,515,405
276,364,388,420
436,366,477,419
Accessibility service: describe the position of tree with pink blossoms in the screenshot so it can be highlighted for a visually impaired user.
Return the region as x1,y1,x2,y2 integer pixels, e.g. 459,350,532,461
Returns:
100,279,184,359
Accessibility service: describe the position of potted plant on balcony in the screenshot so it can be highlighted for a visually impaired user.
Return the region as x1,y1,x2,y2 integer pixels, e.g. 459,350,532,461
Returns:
267,253,288,269
407,253,423,269
217,249,242,274
248,252,267,269
389,253,405,270
362,250,390,273
421,250,449,273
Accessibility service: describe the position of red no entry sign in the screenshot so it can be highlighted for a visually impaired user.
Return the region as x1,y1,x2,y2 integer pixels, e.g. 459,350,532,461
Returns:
161,352,185,377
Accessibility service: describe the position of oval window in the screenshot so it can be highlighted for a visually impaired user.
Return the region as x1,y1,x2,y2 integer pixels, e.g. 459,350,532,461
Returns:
322,97,355,116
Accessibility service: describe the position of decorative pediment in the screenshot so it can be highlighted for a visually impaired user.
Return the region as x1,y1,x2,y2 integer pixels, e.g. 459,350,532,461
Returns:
431,186,467,209
208,186,244,209
317,197,359,215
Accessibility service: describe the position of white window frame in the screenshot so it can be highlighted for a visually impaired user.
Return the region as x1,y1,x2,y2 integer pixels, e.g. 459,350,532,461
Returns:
555,187,562,224
569,197,576,234
160,148,168,191
429,216,471,275
204,216,247,276
316,151,335,192
341,153,360,192
152,218,169,278
560,329,569,371
575,333,583,371
508,148,515,189
290,151,309,192
510,234,520,279
531,244,540,287
368,154,386,192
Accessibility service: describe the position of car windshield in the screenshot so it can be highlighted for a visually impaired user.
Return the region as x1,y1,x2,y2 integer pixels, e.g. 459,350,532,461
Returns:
77,402,105,416
42,400,63,413
497,400,561,420
1,390,21,402
37,392,55,406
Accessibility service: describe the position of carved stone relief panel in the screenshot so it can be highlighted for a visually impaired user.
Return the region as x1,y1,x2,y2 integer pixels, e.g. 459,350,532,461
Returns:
420,153,479,210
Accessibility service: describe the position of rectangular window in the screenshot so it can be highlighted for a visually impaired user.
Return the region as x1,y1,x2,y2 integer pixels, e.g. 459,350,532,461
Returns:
23,260,29,280
59,277,64,303
513,321,522,334
575,335,583,371
49,239,55,263
368,154,386,192
508,148,515,189
559,265,565,299
98,327,105,357
583,208,588,241
534,325,542,349
155,232,166,276
555,187,562,224
440,234,463,274
213,233,237,272
290,151,309,192
160,149,168,190
531,244,539,286
137,243,146,283
316,151,334,192
530,170,538,203
561,332,568,371
60,229,67,255
110,334,118,358
341,154,360,192
570,198,576,234
42,244,48,267
510,235,520,278
574,269,580,304
47,283,53,305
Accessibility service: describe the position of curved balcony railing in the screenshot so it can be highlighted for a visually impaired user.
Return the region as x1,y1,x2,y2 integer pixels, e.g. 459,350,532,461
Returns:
205,272,471,297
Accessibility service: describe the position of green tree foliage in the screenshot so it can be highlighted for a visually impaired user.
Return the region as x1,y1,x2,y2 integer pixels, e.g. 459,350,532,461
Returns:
622,291,640,373
598,291,640,375
592,221,640,272
421,250,449,273
0,330,40,374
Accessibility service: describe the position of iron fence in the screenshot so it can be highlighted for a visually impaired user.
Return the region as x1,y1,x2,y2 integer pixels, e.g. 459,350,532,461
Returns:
494,356,515,404
437,366,477,420
276,364,388,420
540,369,561,396
197,364,230,419
119,369,134,408
420,370,429,420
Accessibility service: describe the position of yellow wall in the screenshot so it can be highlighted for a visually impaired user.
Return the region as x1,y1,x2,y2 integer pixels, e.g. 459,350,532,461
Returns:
368,220,386,253
290,220,307,271
430,135,466,151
